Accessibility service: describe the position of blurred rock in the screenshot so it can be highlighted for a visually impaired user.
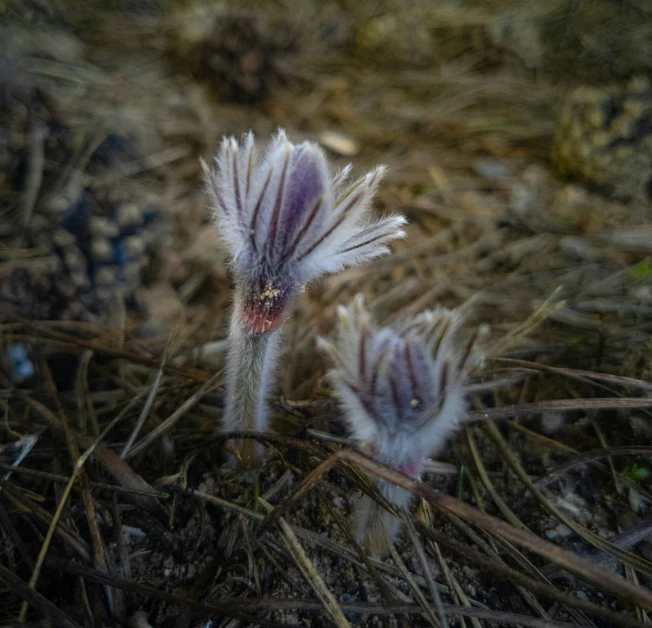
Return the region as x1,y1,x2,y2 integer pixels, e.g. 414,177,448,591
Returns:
473,157,510,180
319,130,359,157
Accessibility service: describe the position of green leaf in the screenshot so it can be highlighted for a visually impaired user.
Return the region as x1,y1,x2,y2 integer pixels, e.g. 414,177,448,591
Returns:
629,259,652,283
627,463,649,481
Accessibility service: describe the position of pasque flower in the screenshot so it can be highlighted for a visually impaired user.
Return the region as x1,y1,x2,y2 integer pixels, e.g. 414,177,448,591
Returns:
203,131,406,463
318,296,484,554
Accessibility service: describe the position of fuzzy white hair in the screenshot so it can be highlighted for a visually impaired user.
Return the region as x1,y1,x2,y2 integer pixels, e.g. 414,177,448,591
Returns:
203,130,406,334
319,295,485,552
203,132,406,460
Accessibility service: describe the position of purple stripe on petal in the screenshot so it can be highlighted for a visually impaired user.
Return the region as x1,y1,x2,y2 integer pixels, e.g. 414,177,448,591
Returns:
389,342,422,425
438,362,449,412
458,330,479,373
370,338,392,395
389,371,403,424
337,232,391,255
297,189,364,262
246,144,254,197
232,151,243,215
278,147,326,253
265,151,291,260
432,317,452,358
404,343,417,403
280,195,323,265
211,178,228,216
250,168,274,252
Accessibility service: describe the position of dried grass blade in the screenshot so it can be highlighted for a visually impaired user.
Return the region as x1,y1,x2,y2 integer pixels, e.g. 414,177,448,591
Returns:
259,498,351,628
15,318,211,382
485,420,652,578
121,327,177,458
0,563,81,628
47,555,644,628
17,395,138,621
388,541,442,627
468,398,652,422
403,513,449,627
124,370,221,459
492,358,652,393
262,449,652,610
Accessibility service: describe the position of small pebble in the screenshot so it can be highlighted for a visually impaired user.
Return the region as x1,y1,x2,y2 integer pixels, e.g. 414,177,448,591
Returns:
629,487,643,514
127,611,152,628
473,157,510,180
5,343,34,382
95,266,118,287
52,228,76,248
45,193,72,214
629,415,652,439
122,261,143,284
541,411,564,435
62,246,85,270
70,269,91,289
89,216,120,238
117,203,144,227
318,130,360,156
125,235,146,257
90,238,114,262
95,286,117,303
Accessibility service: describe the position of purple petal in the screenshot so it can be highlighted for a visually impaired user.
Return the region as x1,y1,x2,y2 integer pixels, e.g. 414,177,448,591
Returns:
277,145,327,254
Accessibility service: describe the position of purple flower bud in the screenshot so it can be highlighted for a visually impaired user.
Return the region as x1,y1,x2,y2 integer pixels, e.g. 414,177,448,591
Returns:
203,130,406,334
319,295,485,476
319,296,485,553
204,131,406,464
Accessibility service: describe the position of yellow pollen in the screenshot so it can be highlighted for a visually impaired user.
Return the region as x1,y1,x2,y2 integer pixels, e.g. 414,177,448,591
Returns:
259,282,281,303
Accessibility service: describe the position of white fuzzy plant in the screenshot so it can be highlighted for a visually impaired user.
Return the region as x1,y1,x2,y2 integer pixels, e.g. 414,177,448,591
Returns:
319,296,484,555
203,130,406,465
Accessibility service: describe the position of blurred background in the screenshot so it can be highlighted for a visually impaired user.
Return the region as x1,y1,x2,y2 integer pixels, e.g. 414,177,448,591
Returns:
2,0,651,336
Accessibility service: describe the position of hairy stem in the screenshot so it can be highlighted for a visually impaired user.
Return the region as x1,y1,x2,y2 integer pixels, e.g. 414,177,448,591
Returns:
356,479,413,557
223,287,282,465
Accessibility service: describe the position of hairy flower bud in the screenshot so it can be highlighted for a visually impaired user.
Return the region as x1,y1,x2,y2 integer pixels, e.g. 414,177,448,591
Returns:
203,131,406,463
204,130,406,334
319,295,485,552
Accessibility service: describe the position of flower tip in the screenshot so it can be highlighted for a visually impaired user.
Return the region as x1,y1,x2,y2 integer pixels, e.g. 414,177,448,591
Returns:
274,127,289,145
367,165,387,186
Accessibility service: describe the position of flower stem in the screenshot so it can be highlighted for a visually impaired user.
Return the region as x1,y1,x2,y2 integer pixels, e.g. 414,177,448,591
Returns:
355,480,412,557
223,286,282,466
356,454,418,555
